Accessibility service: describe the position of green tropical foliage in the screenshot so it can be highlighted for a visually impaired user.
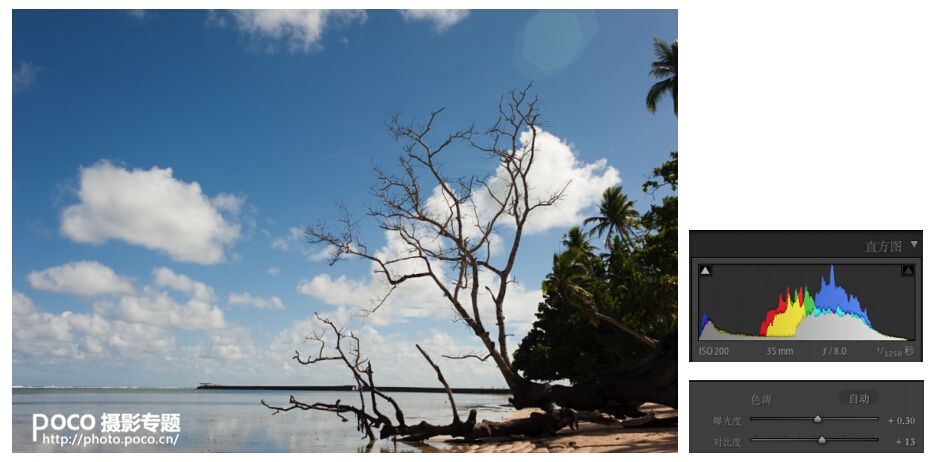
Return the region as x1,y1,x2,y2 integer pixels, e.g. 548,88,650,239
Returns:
646,37,678,116
582,186,640,246
513,152,678,383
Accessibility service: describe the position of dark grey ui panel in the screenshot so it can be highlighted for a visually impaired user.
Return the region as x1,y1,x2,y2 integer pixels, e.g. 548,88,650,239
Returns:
690,381,923,453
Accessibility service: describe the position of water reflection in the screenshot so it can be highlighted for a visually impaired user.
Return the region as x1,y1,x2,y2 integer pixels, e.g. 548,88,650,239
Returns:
13,388,513,453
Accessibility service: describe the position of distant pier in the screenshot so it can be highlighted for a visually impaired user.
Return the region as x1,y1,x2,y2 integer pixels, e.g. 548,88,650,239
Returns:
196,383,510,394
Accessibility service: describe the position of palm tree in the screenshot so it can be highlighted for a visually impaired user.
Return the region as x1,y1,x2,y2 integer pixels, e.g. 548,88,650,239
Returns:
583,186,640,246
646,37,677,116
544,244,657,348
562,226,595,255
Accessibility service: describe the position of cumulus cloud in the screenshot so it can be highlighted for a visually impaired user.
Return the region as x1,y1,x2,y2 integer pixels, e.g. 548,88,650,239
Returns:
12,287,289,377
13,61,42,94
152,267,217,302
211,193,245,215
225,10,367,53
97,321,175,357
27,261,135,297
177,325,263,364
271,227,305,251
60,161,242,264
100,287,227,331
400,10,469,33
12,290,175,362
401,127,619,241
228,292,285,310
12,291,73,345
65,311,111,338
483,128,621,234
297,274,371,308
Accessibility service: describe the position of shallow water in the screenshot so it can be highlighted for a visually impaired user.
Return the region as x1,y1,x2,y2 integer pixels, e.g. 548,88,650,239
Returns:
12,388,514,452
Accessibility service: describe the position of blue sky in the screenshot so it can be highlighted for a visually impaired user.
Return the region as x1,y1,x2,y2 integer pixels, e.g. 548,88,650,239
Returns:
10,9,678,387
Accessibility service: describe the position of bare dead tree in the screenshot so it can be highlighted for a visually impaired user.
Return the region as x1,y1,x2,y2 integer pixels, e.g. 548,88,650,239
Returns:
262,315,409,440
262,315,654,442
304,85,565,399
280,86,676,443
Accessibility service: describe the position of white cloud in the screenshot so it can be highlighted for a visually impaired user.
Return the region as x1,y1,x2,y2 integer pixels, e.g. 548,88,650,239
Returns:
12,291,175,362
11,283,515,386
297,274,369,307
400,10,469,33
272,227,336,261
99,321,175,357
13,61,42,94
298,230,541,330
64,311,111,338
271,227,305,251
307,246,336,262
12,291,73,346
228,292,285,310
211,193,245,215
99,287,227,331
178,325,263,364
269,314,324,352
267,266,281,275
27,261,135,297
13,267,231,369
152,267,217,302
298,268,420,328
227,10,367,53
406,127,619,243
60,161,242,264
12,288,280,375
481,128,621,234
11,289,292,377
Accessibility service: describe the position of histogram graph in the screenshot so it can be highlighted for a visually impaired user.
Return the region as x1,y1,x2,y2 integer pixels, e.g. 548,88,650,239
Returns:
699,265,913,342
690,231,922,362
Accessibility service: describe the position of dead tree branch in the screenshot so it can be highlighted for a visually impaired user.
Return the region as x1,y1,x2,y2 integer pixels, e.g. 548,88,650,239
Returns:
416,344,460,425
263,315,662,443
441,350,491,362
273,87,676,444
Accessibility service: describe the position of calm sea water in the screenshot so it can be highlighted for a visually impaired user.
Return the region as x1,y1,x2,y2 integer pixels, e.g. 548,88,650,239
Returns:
12,388,514,453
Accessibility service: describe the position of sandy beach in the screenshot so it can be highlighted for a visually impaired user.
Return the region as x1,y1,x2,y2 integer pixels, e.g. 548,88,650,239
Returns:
428,403,678,453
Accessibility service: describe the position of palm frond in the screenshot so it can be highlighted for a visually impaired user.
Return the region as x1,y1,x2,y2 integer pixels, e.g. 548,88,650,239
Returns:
646,79,673,114
647,37,677,116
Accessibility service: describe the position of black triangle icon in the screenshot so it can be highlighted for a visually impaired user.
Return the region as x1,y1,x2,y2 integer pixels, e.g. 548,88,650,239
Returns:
904,266,914,275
